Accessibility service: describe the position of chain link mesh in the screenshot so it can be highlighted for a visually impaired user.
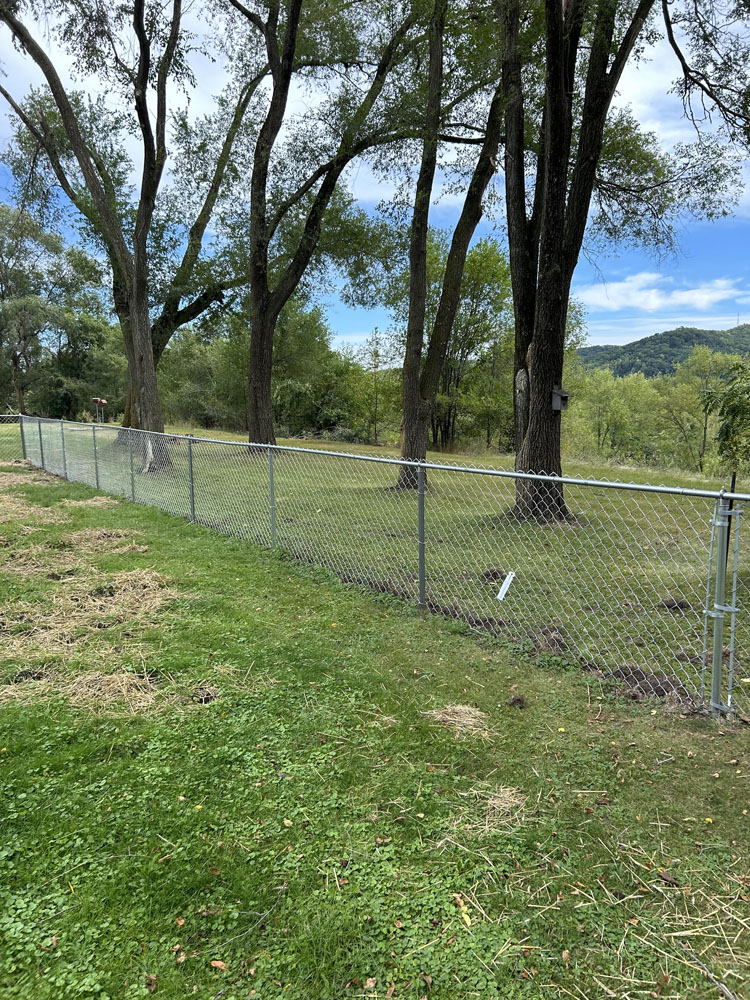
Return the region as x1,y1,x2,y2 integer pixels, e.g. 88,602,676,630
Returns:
12,416,748,717
0,415,21,463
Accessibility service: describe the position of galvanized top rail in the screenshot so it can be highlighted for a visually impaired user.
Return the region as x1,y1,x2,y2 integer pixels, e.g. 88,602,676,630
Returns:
28,416,750,502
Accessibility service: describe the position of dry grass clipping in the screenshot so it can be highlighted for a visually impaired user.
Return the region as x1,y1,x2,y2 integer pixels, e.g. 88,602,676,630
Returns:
0,668,169,714
64,529,148,555
2,569,175,654
0,543,79,577
424,704,489,737
60,496,119,508
0,492,68,525
65,527,130,550
454,786,527,836
0,470,56,488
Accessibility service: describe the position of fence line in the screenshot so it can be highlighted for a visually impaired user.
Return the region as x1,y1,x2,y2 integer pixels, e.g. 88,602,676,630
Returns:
4,414,748,718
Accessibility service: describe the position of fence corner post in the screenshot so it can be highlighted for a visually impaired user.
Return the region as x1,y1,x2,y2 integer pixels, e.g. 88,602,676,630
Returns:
19,414,26,460
268,446,277,547
60,419,67,479
187,435,195,521
710,495,730,716
418,463,426,608
92,423,99,490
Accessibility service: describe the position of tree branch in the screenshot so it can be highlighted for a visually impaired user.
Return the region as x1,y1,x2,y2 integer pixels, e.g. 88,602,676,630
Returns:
269,9,417,314
0,9,132,279
661,0,747,135
152,66,267,339
227,0,267,37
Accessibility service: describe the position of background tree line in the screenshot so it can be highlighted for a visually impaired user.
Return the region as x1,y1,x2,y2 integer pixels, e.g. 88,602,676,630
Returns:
4,188,746,477
1,0,749,515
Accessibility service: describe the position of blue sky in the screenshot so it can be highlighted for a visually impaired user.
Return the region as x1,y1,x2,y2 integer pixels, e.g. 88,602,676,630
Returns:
330,36,750,351
2,25,748,353
327,209,750,352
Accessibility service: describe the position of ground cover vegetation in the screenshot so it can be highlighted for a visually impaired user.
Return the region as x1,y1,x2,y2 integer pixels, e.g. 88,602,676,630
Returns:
0,463,748,999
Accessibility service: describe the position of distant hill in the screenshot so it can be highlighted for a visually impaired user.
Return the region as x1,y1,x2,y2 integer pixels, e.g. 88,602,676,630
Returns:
578,324,750,377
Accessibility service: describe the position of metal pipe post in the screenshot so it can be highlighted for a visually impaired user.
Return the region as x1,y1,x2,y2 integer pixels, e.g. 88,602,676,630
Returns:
726,506,741,709
268,447,277,547
38,419,45,470
93,424,99,490
129,428,136,502
710,497,730,716
60,420,67,479
418,464,426,607
187,435,195,522
19,414,26,459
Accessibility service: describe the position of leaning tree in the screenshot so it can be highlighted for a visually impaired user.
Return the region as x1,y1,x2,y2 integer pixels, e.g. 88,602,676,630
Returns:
0,0,288,432
223,0,428,444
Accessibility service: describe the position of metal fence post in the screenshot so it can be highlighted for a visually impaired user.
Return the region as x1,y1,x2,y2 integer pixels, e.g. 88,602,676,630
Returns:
710,496,730,716
60,419,68,479
187,435,195,521
37,419,45,471
92,424,99,489
726,506,742,709
418,463,426,607
268,447,277,547
129,428,136,502
19,414,27,459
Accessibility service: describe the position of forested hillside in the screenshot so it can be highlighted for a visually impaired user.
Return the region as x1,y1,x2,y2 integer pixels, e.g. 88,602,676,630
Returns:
579,324,750,376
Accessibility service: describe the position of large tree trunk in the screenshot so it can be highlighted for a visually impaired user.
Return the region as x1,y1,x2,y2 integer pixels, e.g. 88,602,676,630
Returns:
122,384,134,428
248,305,276,444
14,376,25,415
503,0,652,521
514,302,568,519
113,272,138,430
399,397,431,487
112,267,166,442
396,0,445,488
505,0,573,519
129,292,165,434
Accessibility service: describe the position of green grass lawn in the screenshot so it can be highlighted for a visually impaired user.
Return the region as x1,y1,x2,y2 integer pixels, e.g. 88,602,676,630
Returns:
1,464,748,1000
13,418,750,716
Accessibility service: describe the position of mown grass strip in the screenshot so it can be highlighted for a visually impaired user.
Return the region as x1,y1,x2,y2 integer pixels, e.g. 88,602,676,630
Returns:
0,465,747,1000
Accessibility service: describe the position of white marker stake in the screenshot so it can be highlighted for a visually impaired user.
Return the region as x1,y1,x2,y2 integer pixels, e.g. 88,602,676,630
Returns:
497,571,515,602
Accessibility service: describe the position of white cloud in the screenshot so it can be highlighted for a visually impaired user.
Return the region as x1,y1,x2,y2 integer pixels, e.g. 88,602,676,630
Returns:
574,272,747,312
612,38,697,150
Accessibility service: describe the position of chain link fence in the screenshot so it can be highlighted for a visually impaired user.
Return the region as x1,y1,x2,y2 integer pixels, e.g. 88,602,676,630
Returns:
0,414,21,463
8,415,749,718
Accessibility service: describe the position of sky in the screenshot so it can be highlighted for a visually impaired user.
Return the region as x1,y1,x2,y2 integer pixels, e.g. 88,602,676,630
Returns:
1,17,748,352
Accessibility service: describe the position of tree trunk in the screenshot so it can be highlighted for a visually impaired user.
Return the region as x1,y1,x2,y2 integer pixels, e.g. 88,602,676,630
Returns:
129,295,164,432
248,307,276,445
399,401,431,488
14,379,25,415
122,384,134,428
122,285,170,470
113,272,138,430
397,1,445,488
514,304,568,519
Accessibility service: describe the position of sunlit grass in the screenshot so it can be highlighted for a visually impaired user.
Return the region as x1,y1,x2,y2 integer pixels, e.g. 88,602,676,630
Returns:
0,466,747,1000
11,419,750,713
